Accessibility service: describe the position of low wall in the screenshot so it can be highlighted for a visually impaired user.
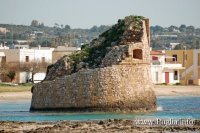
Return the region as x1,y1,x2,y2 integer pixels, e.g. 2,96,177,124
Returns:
30,64,156,112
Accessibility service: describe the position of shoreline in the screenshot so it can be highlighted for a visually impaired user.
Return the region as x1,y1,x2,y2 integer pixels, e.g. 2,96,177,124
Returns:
0,86,200,132
0,91,31,103
0,119,200,132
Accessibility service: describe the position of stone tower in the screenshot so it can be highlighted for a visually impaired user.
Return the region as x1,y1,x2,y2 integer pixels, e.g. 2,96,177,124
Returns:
30,16,156,112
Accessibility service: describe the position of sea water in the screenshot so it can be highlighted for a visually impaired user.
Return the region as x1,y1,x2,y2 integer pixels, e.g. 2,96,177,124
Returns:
0,96,200,121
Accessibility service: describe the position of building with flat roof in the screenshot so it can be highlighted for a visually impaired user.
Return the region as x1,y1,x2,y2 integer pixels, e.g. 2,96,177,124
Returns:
150,50,184,84
0,48,53,83
52,46,81,63
166,49,200,85
0,27,9,33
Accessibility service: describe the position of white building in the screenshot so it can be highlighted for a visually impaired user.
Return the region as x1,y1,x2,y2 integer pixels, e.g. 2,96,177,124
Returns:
0,46,54,83
0,44,9,49
0,27,9,33
150,50,184,84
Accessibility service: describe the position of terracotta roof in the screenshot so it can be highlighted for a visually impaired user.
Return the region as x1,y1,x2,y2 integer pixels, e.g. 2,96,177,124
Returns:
150,50,165,55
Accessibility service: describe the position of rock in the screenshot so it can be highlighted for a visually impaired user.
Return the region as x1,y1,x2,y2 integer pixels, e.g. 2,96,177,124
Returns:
44,56,72,81
98,121,104,125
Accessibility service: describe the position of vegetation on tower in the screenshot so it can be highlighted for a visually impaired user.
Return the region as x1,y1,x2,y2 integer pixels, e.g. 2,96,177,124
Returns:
45,15,145,81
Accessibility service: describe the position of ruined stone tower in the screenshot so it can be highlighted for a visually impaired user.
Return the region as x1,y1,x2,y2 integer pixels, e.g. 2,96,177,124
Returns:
30,16,156,112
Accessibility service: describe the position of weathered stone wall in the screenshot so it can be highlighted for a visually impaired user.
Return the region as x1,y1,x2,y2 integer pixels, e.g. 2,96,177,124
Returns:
30,64,156,112
101,45,129,67
101,21,150,66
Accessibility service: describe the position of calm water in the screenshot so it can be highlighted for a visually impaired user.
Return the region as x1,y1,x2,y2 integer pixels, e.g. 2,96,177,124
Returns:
0,96,200,121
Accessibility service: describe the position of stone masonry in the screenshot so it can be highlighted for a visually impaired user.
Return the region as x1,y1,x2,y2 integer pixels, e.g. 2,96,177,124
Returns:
30,18,156,112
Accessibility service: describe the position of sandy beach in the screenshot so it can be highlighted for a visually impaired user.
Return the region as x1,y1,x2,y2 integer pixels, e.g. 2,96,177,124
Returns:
0,91,32,102
0,85,200,102
154,85,200,96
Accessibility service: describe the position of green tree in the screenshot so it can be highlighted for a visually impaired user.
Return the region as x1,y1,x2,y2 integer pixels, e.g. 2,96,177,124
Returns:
196,40,200,49
6,71,16,82
179,24,186,32
54,23,59,28
168,25,178,32
186,26,195,33
90,26,98,32
61,24,64,29
64,25,71,30
31,20,39,27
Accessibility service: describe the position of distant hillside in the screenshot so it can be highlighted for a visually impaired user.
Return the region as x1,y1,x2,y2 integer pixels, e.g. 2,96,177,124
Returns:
0,22,110,48
0,21,200,50
150,25,200,50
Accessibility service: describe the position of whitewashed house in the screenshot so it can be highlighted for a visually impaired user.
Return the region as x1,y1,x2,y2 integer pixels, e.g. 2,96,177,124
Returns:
0,46,54,83
150,50,184,84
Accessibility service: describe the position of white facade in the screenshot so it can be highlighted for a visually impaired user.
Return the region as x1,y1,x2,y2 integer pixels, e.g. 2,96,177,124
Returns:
20,49,53,63
19,72,46,83
33,73,46,83
150,51,184,84
0,49,53,63
19,72,31,83
0,27,9,33
0,44,9,49
0,48,53,83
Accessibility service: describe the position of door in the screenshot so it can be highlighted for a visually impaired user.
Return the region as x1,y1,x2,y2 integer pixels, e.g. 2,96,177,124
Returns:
165,72,169,84
156,72,159,83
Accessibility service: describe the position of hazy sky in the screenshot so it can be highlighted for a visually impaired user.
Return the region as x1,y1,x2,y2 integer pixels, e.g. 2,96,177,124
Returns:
0,0,199,28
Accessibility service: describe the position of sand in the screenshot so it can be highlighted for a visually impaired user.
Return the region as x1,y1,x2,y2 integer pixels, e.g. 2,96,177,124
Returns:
0,85,200,102
154,85,200,96
0,91,32,102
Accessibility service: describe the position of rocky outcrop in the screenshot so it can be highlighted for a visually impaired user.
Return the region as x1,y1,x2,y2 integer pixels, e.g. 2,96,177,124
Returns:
30,16,156,112
44,56,72,81
44,16,147,81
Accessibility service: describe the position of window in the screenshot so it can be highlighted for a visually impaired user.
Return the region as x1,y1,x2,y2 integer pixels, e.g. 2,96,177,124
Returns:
42,57,45,63
25,56,29,62
198,54,200,66
1,56,6,64
156,72,159,82
133,49,142,59
152,56,158,60
174,70,178,80
172,54,177,61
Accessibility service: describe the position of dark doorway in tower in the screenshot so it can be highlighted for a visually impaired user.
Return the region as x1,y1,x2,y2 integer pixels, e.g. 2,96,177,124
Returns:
133,49,143,59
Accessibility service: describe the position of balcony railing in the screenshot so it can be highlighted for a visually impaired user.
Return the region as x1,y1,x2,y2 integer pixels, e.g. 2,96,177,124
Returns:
165,61,181,64
151,60,182,66
151,59,162,65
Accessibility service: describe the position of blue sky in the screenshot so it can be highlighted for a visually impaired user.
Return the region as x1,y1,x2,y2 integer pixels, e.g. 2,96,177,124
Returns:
0,0,199,28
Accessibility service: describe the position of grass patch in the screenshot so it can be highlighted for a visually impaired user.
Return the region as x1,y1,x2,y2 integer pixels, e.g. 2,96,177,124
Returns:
0,83,32,93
